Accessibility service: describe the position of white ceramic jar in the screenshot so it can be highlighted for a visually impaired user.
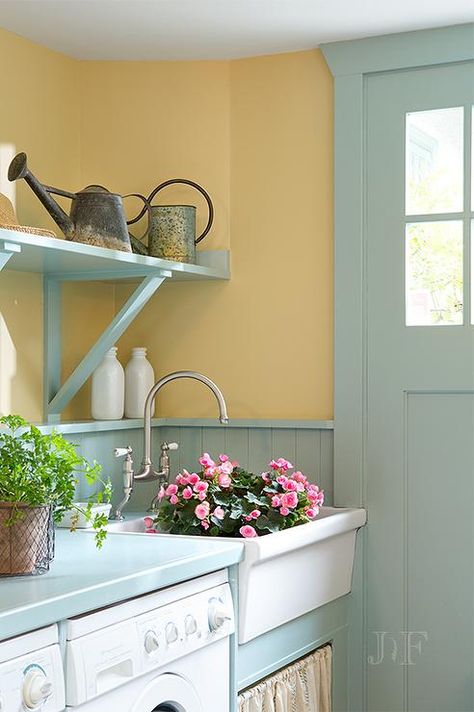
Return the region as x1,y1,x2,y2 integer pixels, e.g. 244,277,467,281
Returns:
124,347,155,419
91,347,125,420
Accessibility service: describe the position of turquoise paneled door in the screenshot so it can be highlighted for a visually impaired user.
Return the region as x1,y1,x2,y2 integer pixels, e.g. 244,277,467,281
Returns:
366,61,474,711
323,25,474,712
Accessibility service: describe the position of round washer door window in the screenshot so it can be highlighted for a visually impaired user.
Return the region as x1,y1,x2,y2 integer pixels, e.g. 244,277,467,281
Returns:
131,673,202,712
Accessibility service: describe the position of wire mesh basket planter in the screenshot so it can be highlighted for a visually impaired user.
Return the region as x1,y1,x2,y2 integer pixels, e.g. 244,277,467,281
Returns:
0,503,55,576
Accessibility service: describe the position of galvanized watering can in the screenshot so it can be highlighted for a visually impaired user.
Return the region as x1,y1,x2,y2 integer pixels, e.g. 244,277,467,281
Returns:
129,179,214,263
8,152,143,253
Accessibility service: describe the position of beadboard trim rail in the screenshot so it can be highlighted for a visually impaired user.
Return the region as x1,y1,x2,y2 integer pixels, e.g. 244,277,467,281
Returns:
52,419,334,509
38,418,334,435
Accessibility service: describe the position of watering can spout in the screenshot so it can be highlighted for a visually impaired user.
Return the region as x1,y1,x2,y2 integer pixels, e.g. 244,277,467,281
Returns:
8,152,75,238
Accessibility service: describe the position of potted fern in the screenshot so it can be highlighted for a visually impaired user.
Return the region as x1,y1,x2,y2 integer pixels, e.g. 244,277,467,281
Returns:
0,415,111,576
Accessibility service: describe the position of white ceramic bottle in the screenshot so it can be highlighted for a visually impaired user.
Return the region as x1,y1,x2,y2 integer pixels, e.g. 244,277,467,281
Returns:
124,347,155,418
91,347,125,420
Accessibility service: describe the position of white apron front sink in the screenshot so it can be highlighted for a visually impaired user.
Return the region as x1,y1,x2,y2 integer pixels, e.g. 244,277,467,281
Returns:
107,505,366,643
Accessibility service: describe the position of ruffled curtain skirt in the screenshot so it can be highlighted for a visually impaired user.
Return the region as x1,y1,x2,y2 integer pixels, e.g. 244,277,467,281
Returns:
238,645,332,712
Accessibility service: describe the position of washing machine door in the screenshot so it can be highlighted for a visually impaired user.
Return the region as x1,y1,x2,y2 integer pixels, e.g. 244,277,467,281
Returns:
131,673,202,712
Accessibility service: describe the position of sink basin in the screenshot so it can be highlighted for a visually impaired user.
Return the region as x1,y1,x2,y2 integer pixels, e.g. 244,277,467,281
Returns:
108,506,366,643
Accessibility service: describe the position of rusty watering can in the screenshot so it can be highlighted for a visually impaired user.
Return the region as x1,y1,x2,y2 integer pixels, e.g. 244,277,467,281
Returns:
128,179,214,263
8,152,143,253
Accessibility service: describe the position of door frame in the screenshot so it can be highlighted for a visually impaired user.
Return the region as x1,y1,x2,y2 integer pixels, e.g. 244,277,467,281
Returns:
321,22,474,710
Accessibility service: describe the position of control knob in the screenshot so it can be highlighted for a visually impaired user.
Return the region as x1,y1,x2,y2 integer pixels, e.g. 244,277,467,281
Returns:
184,614,198,636
165,622,179,644
144,630,160,654
208,598,231,632
22,668,53,710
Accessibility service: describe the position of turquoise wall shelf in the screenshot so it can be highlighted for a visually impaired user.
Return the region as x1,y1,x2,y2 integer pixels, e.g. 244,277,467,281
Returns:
0,229,230,423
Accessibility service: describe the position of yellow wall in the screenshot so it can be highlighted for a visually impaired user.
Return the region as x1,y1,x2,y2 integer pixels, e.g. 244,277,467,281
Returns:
0,27,333,421
110,51,333,419
0,29,120,422
0,29,80,421
227,52,333,418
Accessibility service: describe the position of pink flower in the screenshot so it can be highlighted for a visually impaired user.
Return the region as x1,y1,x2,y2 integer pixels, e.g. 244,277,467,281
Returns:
169,494,179,505
219,454,229,463
165,483,178,496
269,458,293,472
293,470,307,484
305,507,319,518
219,460,234,475
295,482,305,492
307,485,324,506
179,469,191,484
239,525,258,538
212,506,225,520
283,479,298,491
199,452,215,468
276,475,288,487
271,495,281,507
218,472,232,488
158,486,165,501
188,472,200,486
201,520,210,530
198,492,207,501
203,466,217,478
281,491,298,509
194,480,209,494
182,486,193,500
249,510,261,519
261,472,270,482
195,502,210,520
143,516,154,528
244,515,252,521
280,507,290,516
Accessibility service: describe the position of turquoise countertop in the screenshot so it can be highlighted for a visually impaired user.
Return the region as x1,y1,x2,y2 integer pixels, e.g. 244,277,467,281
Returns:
0,529,243,641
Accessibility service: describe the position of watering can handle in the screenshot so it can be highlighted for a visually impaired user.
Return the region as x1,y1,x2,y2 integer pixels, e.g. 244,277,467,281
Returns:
128,179,214,245
123,193,151,244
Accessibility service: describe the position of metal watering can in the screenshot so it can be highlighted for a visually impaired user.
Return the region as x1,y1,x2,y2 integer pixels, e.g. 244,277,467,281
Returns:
129,179,214,263
8,153,145,253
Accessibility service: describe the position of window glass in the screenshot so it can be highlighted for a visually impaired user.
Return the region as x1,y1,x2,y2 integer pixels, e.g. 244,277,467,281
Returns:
406,107,463,215
406,221,463,325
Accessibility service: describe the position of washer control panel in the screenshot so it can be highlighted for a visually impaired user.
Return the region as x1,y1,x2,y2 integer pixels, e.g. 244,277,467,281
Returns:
0,643,64,711
66,582,234,706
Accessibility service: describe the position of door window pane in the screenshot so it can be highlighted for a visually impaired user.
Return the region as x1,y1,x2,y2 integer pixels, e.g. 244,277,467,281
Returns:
406,221,463,325
406,108,463,215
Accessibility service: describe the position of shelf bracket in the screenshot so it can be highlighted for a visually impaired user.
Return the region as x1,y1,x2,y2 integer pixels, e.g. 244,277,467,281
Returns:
44,274,166,422
0,241,21,272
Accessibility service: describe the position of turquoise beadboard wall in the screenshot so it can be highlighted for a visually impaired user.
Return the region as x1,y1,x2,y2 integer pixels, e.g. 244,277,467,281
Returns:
62,421,334,510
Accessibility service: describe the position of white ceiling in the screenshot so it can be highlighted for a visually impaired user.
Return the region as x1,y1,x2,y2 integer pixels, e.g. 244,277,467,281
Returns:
0,0,473,61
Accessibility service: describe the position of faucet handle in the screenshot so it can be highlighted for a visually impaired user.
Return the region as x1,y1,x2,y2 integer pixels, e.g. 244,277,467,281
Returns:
114,446,133,458
159,441,179,453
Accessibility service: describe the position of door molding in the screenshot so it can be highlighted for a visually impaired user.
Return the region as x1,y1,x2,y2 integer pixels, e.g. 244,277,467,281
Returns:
321,24,474,711
321,22,474,506
323,22,474,77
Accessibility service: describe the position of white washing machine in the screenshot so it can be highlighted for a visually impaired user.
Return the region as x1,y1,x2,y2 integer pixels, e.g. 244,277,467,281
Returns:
0,624,65,711
65,570,234,711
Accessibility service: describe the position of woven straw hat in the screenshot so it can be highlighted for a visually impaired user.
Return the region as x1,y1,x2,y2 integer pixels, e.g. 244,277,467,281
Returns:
0,193,56,238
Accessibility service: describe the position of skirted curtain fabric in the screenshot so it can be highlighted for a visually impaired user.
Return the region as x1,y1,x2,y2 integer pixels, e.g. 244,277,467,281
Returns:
238,645,332,712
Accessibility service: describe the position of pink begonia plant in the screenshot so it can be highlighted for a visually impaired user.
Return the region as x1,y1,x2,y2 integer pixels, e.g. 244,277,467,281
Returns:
151,453,324,538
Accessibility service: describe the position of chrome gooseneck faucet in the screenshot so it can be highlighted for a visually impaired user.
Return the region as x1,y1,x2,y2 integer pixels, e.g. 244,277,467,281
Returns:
112,371,228,520
134,370,228,482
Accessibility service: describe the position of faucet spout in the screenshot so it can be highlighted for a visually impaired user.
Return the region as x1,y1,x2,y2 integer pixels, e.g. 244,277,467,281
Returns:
134,371,228,482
